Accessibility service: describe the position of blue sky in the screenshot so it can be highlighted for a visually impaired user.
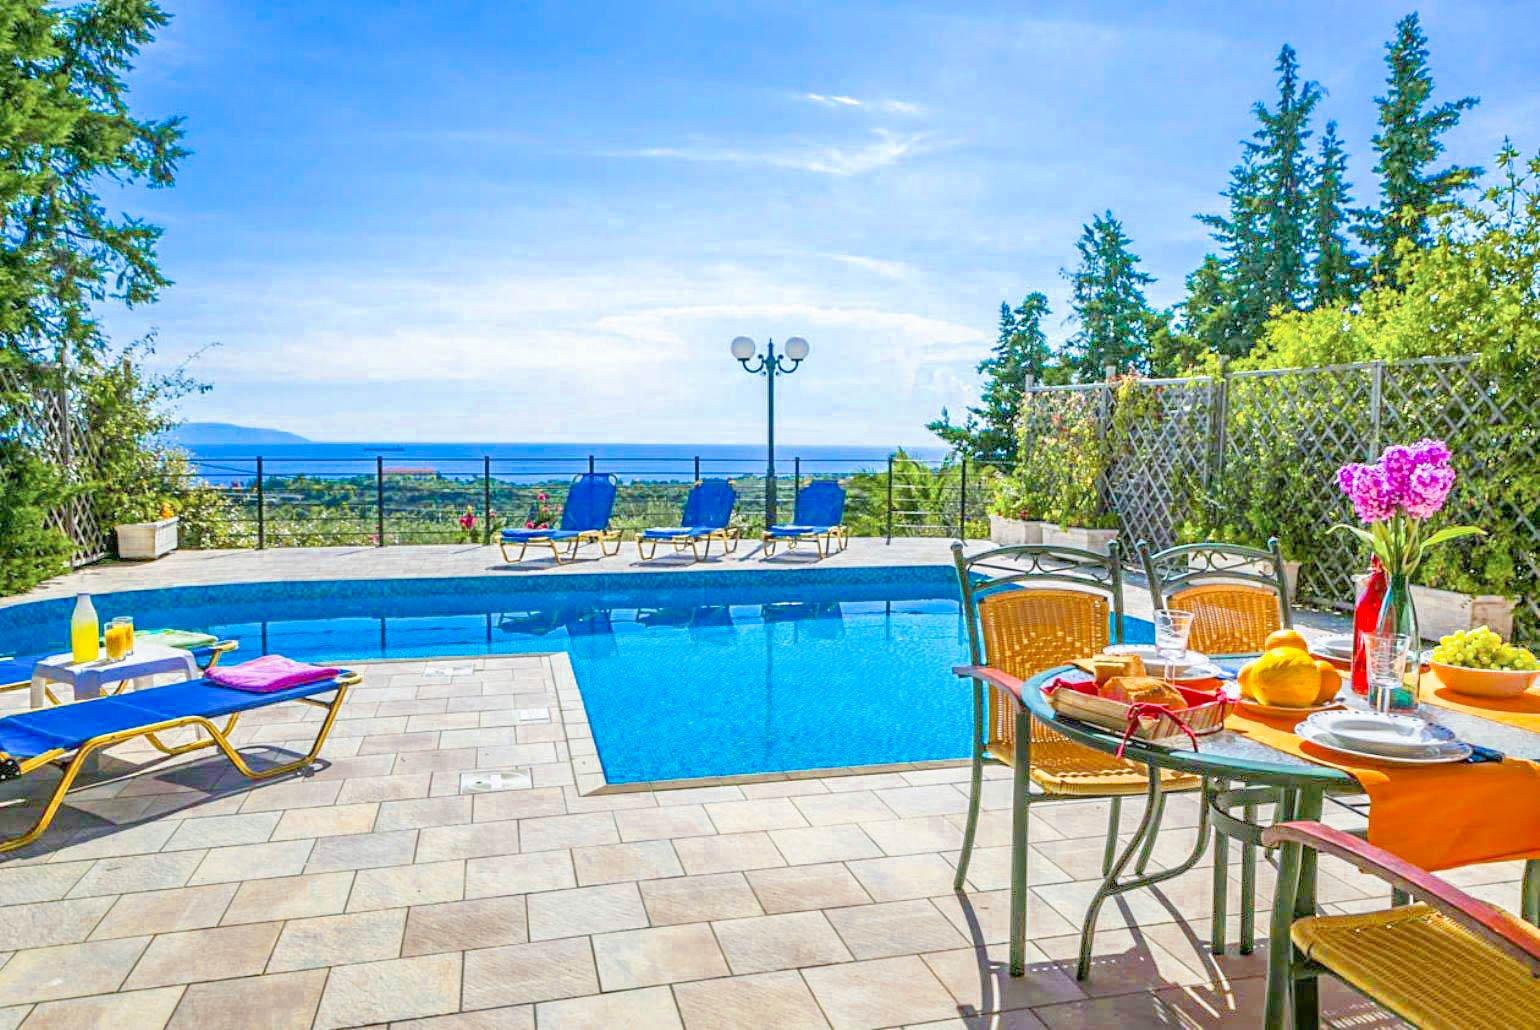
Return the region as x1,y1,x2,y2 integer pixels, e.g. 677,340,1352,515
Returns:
111,1,1539,445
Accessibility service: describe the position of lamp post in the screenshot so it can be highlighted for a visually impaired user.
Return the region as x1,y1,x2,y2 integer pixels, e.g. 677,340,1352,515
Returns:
731,335,810,527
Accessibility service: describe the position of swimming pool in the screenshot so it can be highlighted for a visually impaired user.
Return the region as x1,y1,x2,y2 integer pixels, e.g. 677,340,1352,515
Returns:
0,568,1154,783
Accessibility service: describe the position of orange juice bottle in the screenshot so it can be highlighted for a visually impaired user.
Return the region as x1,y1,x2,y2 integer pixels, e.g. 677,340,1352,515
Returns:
70,594,100,663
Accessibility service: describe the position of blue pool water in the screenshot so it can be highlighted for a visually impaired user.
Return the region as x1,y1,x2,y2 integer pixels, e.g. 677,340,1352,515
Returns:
0,569,1153,783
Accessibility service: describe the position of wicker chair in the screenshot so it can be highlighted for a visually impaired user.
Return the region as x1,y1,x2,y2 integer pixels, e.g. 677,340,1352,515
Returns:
1137,537,1292,653
1138,537,1292,958
951,541,1203,978
1263,821,1540,1029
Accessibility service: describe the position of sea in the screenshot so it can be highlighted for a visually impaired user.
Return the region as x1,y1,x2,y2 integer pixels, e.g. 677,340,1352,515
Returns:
185,442,949,484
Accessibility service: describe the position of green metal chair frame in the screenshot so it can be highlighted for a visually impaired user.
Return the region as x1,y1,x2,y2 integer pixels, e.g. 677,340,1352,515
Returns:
1138,536,1292,958
952,540,1209,979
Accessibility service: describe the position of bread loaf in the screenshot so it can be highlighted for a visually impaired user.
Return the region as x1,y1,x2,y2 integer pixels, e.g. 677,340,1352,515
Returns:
1098,675,1186,710
1091,653,1147,684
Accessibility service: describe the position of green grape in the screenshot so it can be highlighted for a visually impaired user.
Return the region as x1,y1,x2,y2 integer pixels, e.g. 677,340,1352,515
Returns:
1435,627,1537,670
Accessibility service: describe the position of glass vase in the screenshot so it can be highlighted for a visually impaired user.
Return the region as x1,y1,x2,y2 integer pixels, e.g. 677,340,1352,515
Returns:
1374,571,1421,710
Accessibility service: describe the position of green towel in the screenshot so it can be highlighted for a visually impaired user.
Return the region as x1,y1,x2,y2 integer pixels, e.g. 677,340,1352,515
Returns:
138,628,219,650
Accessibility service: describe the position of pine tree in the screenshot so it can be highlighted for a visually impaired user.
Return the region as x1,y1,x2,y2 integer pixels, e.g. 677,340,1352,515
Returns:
1311,121,1359,305
928,293,1053,461
1011,293,1053,383
1359,12,1479,275
1062,212,1156,378
0,0,186,364
1195,157,1262,356
1254,45,1321,309
1195,45,1323,353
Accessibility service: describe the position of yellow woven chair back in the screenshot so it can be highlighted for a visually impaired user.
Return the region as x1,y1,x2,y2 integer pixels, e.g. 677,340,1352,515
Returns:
1167,583,1282,654
977,587,1109,757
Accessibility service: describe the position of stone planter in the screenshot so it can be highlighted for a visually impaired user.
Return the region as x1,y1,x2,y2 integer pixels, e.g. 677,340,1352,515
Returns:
1042,524,1119,556
988,516,1048,546
115,517,179,560
1351,576,1518,642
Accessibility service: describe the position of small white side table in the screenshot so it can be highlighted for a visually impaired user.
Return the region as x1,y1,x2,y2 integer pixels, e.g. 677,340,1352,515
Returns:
29,643,201,709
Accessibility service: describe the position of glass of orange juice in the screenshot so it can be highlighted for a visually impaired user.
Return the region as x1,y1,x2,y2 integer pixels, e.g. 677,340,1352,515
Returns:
105,617,134,661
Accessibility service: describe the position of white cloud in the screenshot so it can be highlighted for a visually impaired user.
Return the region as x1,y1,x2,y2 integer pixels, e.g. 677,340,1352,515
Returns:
804,92,863,107
627,129,935,176
802,92,923,115
822,253,914,279
130,257,989,443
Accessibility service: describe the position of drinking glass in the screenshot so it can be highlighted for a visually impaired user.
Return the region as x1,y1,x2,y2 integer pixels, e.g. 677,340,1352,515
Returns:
105,616,134,661
1364,632,1412,714
1153,608,1197,680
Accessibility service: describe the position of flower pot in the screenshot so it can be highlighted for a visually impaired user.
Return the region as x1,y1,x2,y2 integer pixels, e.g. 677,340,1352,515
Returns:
988,516,1046,546
115,517,179,560
1350,576,1517,643
1042,525,1119,556
1410,584,1517,643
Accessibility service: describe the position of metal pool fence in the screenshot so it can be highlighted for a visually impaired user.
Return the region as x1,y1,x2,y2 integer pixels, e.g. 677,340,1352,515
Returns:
155,452,1006,550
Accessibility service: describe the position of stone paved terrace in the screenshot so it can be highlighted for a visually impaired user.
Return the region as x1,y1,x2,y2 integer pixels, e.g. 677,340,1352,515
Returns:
0,539,1403,1028
0,650,1475,1029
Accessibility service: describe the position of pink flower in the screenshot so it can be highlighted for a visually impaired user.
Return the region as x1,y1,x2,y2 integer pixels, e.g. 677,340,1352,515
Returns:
525,520,535,528
1337,438,1457,523
1380,444,1415,501
1409,438,1452,468
1338,464,1395,523
1404,464,1456,519
536,492,548,502
1336,464,1364,495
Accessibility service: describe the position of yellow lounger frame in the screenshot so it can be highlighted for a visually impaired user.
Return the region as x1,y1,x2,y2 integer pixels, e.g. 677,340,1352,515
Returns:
636,527,742,562
499,529,623,564
0,672,358,854
761,525,849,559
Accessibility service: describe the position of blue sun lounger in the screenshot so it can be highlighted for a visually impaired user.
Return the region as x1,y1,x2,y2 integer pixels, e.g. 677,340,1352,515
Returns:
762,480,848,558
0,669,358,853
637,478,740,561
499,472,623,563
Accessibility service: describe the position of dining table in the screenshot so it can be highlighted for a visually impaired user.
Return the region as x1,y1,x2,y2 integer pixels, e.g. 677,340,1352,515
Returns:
1015,654,1540,1028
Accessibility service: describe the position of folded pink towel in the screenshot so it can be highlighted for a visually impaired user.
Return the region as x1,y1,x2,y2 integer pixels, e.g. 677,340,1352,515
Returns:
207,655,340,693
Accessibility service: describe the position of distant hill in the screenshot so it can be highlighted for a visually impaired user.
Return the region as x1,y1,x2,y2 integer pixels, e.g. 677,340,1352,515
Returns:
170,422,310,446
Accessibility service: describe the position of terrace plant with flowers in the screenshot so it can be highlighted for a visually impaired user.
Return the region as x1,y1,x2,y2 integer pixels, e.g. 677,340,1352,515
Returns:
1333,439,1485,641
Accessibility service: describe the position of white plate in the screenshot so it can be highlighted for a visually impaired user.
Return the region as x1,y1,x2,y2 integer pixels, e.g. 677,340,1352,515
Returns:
1103,645,1210,677
1296,720,1471,765
1312,633,1355,660
1304,710,1456,754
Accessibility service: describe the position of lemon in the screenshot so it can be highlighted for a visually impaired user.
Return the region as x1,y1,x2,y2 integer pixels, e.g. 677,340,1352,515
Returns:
1239,647,1327,708
1265,629,1310,653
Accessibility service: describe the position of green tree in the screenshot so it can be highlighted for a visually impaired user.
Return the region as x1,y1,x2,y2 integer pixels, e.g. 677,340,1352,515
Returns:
929,292,1052,461
1311,121,1359,305
1196,152,1267,355
1062,212,1156,377
1357,12,1479,276
0,0,186,365
1253,45,1322,310
0,1,186,589
1197,45,1321,353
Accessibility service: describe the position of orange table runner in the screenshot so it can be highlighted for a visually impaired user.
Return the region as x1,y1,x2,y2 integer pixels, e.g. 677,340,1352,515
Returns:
1225,672,1540,872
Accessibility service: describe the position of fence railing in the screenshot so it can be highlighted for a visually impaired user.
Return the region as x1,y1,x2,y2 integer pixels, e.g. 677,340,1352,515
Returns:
170,453,1003,551
1021,354,1539,637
